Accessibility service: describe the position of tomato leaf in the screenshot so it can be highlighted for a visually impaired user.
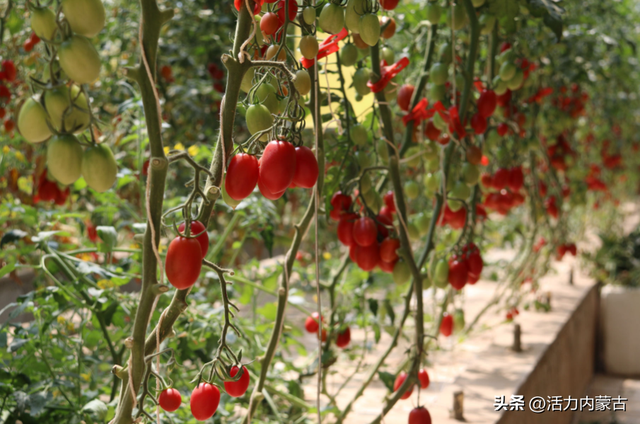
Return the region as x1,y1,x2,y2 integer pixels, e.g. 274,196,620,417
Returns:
383,299,395,325
526,0,564,20
260,224,275,257
96,226,118,252
378,371,396,392
0,262,16,279
367,298,378,316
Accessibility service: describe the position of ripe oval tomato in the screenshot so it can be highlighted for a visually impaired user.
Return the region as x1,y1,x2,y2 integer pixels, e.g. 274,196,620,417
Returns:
330,191,352,218
466,145,482,165
355,242,379,271
337,213,358,246
380,0,399,10
225,153,259,200
165,237,202,289
383,191,396,213
477,90,497,118
418,369,430,389
260,12,281,35
159,388,182,412
470,113,487,135
61,0,106,38
440,313,453,337
292,146,319,189
379,238,400,263
2,60,16,81
81,144,118,192
492,168,509,189
496,89,512,107
448,258,469,290
380,16,396,39
397,84,414,112
18,98,51,143
352,216,377,247
277,0,298,23
467,250,483,278
234,0,262,15
58,35,101,84
299,35,319,60
225,366,250,397
44,85,91,133
258,177,285,200
336,326,351,348
190,383,220,421
359,14,380,46
47,135,83,185
393,372,414,400
507,166,524,192
409,406,432,424
246,104,273,141
319,3,345,34
259,140,296,193
305,312,323,333
424,119,441,141
178,221,209,259
393,260,411,285
31,7,57,40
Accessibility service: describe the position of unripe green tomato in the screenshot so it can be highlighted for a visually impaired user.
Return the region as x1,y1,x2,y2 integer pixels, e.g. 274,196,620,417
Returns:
370,191,383,213
430,62,449,86
240,67,255,93
447,4,468,30
393,260,411,285
462,163,480,186
299,35,319,60
453,309,465,332
507,69,524,90
424,172,440,193
426,3,442,24
496,146,509,162
479,14,496,34
455,74,465,90
341,43,359,67
47,134,83,185
405,147,422,167
44,85,91,133
319,3,345,34
377,138,389,163
302,7,316,25
355,93,363,102
381,47,395,65
362,185,377,206
62,0,106,38
81,144,118,192
452,180,471,200
58,35,101,84
246,104,273,141
18,98,51,143
493,76,508,95
42,62,65,83
426,157,440,173
31,7,58,40
360,173,373,194
356,150,372,169
434,259,449,287
424,141,439,161
446,174,456,191
408,222,420,241
432,111,447,130
256,83,279,113
350,124,368,146
404,180,419,200
358,14,380,46
294,69,312,96
344,0,364,33
499,61,517,81
497,48,515,64
415,212,430,235
485,129,500,149
423,276,433,289
429,83,446,102
438,43,452,65
353,68,371,96
471,0,485,7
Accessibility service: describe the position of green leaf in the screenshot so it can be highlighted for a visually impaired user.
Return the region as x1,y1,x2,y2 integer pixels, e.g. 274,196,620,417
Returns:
28,392,48,416
526,0,564,20
383,299,395,325
260,224,275,257
82,399,108,421
257,302,278,321
239,282,253,305
489,0,519,20
543,14,563,41
96,226,118,252
368,298,378,317
377,371,395,392
0,262,16,279
6,9,24,35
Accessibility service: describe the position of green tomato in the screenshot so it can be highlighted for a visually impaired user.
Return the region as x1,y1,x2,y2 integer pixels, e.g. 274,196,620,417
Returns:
294,69,311,96
479,14,496,34
47,134,83,185
485,129,500,149
358,13,380,46
319,3,345,34
58,35,101,84
81,143,117,192
426,157,440,173
18,98,51,143
424,172,441,193
408,222,420,241
341,43,359,67
393,260,411,285
302,7,316,25
360,173,373,194
426,3,442,24
353,68,371,96
356,150,372,169
246,104,273,141
438,43,452,64
423,141,439,161
496,146,509,163
452,180,471,199
434,259,449,287
430,62,449,86
344,0,364,33
415,212,430,235
62,0,106,38
471,0,485,7
507,69,524,90
499,61,517,82
432,111,447,130
256,83,279,114
44,85,91,133
384,81,397,102
404,180,419,199
447,4,468,30
453,309,465,332
240,67,255,93
493,76,508,95
405,147,422,167
462,163,480,186
350,124,368,146
381,47,395,65
31,7,58,40
455,74,465,90
429,83,446,102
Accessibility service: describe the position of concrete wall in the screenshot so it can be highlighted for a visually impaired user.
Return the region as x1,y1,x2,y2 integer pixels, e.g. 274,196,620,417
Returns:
497,284,599,424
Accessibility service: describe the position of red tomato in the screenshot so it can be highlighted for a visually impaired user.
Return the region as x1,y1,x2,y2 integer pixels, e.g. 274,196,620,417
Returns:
292,146,319,188
409,406,432,424
24,39,34,52
276,0,298,23
380,0,399,10
497,122,509,136
470,113,487,135
378,257,396,273
4,119,14,132
466,145,482,165
467,250,483,279
258,177,285,200
393,372,414,400
397,84,415,112
352,216,377,247
418,369,430,389
507,166,524,192
225,366,250,397
337,213,358,246
190,383,220,421
383,191,396,213
379,206,394,222
2,60,16,82
496,90,512,107
424,119,441,141
492,168,509,189
178,221,209,259
0,85,10,100
226,153,259,200
477,90,497,118
261,12,282,35
259,140,296,193
440,313,453,337
336,326,351,348
355,242,379,271
331,191,352,214
234,0,262,15
159,388,182,412
39,179,58,202
448,258,468,290
165,237,202,289
160,65,173,81
500,42,512,52
376,213,393,238
0,107,5,119
380,238,400,263
305,312,323,333
349,243,359,263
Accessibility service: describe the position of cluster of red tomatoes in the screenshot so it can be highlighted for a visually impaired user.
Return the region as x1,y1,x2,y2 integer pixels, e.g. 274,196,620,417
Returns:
585,164,607,192
23,31,41,52
393,369,432,423
556,243,577,260
224,140,318,204
160,64,175,83
157,365,250,420
33,169,71,205
505,307,520,321
481,166,526,215
551,84,588,119
447,242,484,290
546,134,574,172
0,59,17,133
165,221,209,289
304,312,351,348
600,140,623,170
